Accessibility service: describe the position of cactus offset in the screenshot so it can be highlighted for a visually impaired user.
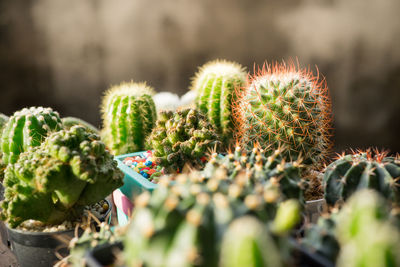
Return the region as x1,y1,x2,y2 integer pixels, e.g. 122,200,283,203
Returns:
323,149,400,207
147,108,221,173
0,126,124,227
1,107,63,164
101,82,157,155
191,60,246,145
234,62,332,167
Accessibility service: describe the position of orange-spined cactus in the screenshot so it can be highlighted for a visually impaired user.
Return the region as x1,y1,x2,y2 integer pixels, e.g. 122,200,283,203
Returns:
234,61,332,168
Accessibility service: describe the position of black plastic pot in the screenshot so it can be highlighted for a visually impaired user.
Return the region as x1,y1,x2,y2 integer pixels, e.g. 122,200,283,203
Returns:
85,241,123,267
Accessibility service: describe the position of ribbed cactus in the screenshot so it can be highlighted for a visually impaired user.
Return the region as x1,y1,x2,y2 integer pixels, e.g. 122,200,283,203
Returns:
147,108,221,173
0,126,124,227
62,116,99,134
124,171,299,267
203,144,306,203
336,190,400,267
1,107,63,164
191,60,247,145
101,82,157,155
323,149,400,207
234,62,332,167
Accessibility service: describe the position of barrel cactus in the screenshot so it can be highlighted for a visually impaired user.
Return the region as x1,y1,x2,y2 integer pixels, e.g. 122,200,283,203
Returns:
101,82,157,155
62,116,99,134
234,62,332,167
124,171,300,267
147,108,221,173
1,107,63,164
202,144,306,203
191,60,247,145
0,125,124,227
323,149,400,207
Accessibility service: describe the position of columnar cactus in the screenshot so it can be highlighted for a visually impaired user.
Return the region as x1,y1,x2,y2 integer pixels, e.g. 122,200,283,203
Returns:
1,107,63,164
323,149,400,207
202,144,306,203
234,62,332,167
0,126,124,227
191,60,247,145
101,82,157,155
147,108,221,173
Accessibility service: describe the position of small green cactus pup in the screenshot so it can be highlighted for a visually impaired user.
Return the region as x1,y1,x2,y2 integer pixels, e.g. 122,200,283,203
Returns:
203,144,306,203
219,216,283,267
191,60,247,145
0,125,124,227
147,108,221,173
62,116,99,134
1,107,63,164
323,149,400,207
336,190,400,267
234,62,332,168
101,82,157,155
270,199,301,235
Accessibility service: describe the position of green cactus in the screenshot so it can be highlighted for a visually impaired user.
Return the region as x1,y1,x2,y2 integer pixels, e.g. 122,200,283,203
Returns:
0,113,9,182
234,62,332,167
202,144,306,203
101,81,157,155
191,60,247,145
219,216,283,267
62,116,99,134
124,170,300,267
335,190,400,267
1,107,63,164
0,113,8,131
323,149,400,207
147,108,221,173
0,125,124,227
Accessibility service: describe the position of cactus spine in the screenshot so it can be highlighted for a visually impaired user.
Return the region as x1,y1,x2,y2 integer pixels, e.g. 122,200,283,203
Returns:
101,82,157,155
323,149,400,207
234,62,332,167
1,107,63,164
191,60,246,145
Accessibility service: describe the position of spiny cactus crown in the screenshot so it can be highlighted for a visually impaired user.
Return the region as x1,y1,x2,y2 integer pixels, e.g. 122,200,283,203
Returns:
191,60,247,145
101,81,157,155
234,61,332,168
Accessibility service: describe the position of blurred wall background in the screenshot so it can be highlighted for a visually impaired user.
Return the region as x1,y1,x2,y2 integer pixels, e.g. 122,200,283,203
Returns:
0,0,399,153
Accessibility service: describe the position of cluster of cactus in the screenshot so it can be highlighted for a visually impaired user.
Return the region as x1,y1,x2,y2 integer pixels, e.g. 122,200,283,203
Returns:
191,60,247,145
62,116,99,134
101,82,157,155
124,171,301,267
202,144,306,203
234,62,332,167
1,107,63,164
323,149,400,207
0,125,124,227
147,108,221,173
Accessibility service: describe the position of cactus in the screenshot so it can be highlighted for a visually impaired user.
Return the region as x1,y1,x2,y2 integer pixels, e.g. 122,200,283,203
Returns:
335,190,400,267
62,116,99,134
0,113,9,182
0,113,8,132
219,216,283,267
101,82,157,155
203,144,306,203
234,61,332,167
1,107,63,164
0,125,124,227
323,149,400,207
124,171,300,267
191,60,247,145
147,108,221,173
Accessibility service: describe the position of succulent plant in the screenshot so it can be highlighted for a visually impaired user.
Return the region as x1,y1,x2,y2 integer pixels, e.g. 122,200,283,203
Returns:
234,61,332,167
203,144,306,203
191,60,247,145
62,116,99,134
0,113,8,131
1,107,63,164
0,113,9,182
101,82,157,155
0,125,124,227
147,108,221,173
323,149,400,207
124,171,300,267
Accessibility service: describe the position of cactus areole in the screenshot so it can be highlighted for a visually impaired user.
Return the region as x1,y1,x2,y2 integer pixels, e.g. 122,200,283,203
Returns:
234,62,332,167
